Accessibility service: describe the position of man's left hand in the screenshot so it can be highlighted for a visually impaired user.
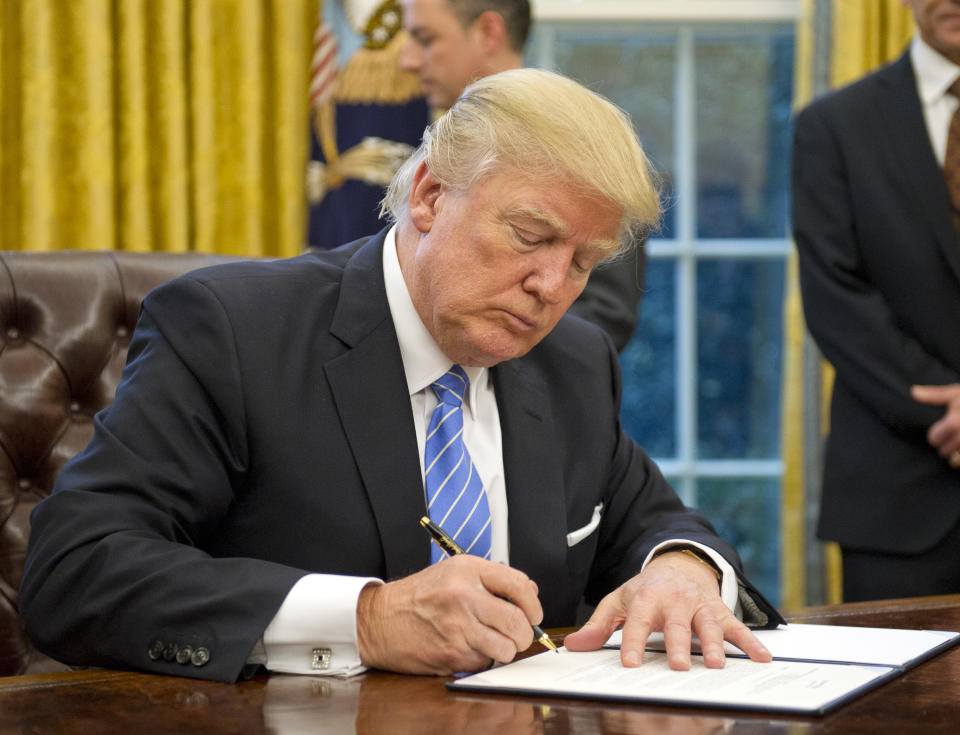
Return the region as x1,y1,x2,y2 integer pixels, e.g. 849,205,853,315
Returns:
563,550,771,670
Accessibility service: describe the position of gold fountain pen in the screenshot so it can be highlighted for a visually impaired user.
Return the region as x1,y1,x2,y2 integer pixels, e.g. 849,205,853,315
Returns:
419,515,559,653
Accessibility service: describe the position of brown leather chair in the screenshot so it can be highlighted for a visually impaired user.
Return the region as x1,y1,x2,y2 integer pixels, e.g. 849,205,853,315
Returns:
0,250,244,676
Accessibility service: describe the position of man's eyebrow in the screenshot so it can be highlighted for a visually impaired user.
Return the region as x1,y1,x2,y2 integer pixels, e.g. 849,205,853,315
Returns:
506,207,621,254
505,207,569,235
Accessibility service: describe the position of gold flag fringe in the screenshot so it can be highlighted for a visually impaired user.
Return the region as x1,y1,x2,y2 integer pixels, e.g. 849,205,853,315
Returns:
334,31,424,105
316,102,340,170
306,134,414,203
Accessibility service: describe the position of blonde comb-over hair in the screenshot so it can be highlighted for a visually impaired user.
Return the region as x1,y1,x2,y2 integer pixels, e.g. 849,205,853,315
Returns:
382,68,661,257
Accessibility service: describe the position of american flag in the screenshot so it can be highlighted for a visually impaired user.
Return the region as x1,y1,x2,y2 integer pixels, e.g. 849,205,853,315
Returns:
309,16,339,109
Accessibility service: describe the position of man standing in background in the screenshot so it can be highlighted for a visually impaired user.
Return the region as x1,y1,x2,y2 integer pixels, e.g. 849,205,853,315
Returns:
792,0,960,601
400,0,646,351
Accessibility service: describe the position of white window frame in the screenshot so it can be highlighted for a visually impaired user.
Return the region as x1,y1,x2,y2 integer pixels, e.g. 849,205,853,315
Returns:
532,1,801,505
532,0,800,23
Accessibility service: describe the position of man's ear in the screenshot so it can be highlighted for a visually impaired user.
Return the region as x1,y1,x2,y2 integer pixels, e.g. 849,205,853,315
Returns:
409,161,443,233
472,10,508,56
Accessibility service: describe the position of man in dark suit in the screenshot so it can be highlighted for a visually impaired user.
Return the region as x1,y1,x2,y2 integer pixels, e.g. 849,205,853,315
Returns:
399,0,645,352
21,69,777,683
792,0,960,602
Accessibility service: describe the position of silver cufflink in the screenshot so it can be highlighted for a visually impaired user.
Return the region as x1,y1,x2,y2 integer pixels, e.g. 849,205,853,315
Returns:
311,647,333,671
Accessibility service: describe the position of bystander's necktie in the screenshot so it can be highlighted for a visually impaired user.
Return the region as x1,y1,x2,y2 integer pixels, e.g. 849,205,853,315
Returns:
944,79,960,233
424,365,492,563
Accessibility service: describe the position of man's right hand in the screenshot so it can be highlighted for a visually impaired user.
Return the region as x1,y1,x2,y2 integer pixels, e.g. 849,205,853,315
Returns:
911,383,960,468
355,555,543,674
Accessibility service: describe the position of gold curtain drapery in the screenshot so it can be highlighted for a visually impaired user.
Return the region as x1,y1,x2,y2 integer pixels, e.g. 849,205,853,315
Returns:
832,0,917,87
781,0,817,612
0,0,319,256
782,0,914,608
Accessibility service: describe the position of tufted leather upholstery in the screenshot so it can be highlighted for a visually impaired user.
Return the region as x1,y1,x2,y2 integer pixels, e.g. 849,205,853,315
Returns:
0,249,243,676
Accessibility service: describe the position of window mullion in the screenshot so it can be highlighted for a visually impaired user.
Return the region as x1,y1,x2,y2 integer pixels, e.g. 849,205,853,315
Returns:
675,26,697,507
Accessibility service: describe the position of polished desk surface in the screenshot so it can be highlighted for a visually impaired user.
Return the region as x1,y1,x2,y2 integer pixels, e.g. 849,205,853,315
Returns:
2,595,959,734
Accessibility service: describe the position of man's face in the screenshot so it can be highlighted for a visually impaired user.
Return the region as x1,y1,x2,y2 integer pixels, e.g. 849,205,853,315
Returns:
397,164,623,367
400,0,489,108
907,0,960,64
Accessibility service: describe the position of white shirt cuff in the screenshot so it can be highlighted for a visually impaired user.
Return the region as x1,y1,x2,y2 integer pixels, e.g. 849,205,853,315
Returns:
262,574,382,677
642,539,739,613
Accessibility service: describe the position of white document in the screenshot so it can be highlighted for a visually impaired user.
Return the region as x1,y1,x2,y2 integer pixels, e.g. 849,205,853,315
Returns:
449,648,895,715
604,623,960,668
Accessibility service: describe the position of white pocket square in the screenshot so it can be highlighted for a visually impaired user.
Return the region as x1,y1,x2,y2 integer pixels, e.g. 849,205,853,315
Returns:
566,502,604,547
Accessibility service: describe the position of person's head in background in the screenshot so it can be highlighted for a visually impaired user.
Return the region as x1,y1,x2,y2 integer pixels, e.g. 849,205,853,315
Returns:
904,0,960,64
399,0,531,109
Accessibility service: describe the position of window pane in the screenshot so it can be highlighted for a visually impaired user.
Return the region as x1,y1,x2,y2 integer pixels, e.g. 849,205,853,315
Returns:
697,259,783,459
695,28,794,238
697,477,781,607
620,258,676,458
531,28,678,238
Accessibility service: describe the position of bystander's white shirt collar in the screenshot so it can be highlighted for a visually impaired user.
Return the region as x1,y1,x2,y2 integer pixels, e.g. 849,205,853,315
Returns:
911,35,960,105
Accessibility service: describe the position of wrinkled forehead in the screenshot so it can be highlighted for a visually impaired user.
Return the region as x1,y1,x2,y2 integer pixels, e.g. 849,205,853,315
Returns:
455,163,627,253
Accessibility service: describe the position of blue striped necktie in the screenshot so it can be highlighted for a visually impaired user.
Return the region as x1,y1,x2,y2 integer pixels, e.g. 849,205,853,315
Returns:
425,365,492,563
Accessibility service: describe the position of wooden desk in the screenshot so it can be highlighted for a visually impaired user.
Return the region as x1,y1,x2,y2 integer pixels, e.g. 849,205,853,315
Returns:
2,595,958,734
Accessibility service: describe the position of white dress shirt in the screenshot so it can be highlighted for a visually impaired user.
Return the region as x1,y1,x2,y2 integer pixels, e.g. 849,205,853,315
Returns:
260,228,507,676
259,226,736,676
383,229,510,564
911,35,960,166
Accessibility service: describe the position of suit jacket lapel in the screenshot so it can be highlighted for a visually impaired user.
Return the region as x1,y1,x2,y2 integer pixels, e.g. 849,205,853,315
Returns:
323,235,571,581
493,359,568,581
325,234,429,581
878,53,960,285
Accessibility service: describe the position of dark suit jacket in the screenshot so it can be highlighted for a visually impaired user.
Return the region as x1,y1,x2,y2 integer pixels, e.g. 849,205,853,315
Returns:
21,232,770,683
792,51,960,554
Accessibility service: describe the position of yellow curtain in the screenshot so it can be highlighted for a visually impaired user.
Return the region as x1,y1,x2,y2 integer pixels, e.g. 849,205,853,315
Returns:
0,0,319,256
832,0,916,87
781,0,914,608
780,0,815,611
